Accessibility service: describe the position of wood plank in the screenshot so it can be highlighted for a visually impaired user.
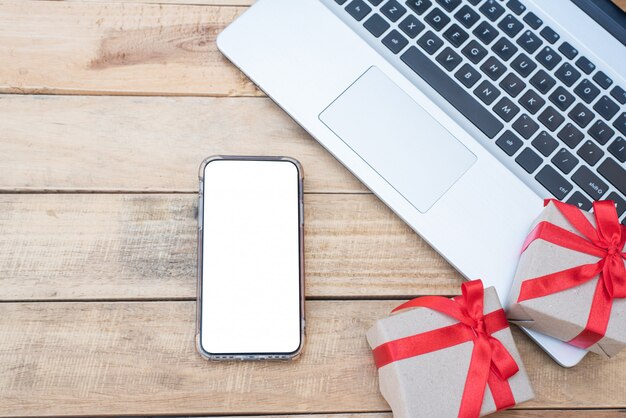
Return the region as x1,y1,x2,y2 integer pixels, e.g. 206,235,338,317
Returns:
0,193,460,301
0,1,257,96
1,301,624,416
0,95,365,193
217,413,625,418
45,0,256,4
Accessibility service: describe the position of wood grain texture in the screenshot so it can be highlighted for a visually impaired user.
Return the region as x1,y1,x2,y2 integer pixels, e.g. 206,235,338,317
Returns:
0,95,365,193
48,0,255,4
1,301,624,417
0,193,460,300
0,1,256,96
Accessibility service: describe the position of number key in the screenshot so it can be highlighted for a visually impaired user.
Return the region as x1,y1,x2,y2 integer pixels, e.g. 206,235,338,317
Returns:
517,30,543,54
498,14,524,37
536,46,562,70
554,63,581,87
574,79,600,104
479,0,505,21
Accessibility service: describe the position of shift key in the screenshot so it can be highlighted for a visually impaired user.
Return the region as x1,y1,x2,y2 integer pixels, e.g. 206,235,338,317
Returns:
572,165,608,200
598,158,626,196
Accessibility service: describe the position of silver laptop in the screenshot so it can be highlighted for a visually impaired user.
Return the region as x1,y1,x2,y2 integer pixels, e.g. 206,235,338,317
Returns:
217,0,626,367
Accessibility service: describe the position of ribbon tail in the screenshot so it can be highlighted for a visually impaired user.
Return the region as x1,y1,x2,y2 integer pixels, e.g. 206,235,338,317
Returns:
458,338,491,418
568,276,614,349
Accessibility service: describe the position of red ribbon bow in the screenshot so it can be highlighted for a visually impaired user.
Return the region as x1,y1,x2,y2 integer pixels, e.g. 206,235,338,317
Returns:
518,199,626,349
372,280,519,418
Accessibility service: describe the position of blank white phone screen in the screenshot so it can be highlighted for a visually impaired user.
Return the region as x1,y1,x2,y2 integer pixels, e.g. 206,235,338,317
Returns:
200,159,301,355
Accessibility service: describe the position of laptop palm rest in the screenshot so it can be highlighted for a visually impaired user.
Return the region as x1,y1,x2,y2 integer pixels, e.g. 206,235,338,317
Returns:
320,67,476,213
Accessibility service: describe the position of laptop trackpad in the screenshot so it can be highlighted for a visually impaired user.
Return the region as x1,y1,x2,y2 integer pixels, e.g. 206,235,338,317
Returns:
319,67,476,213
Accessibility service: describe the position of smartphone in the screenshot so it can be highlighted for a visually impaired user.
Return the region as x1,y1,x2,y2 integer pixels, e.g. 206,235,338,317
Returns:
196,156,305,360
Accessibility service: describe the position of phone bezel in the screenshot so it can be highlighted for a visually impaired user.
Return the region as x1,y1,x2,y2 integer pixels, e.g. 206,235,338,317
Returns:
196,155,305,361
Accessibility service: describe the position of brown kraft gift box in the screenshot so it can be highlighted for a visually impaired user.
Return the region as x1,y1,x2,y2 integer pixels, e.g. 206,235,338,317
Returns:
367,282,534,418
507,200,626,358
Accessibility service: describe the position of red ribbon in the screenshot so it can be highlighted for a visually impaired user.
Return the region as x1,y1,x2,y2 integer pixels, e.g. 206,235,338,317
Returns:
372,280,519,418
517,199,626,349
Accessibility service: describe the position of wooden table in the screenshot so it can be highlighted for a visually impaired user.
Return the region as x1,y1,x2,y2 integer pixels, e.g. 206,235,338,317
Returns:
0,1,624,417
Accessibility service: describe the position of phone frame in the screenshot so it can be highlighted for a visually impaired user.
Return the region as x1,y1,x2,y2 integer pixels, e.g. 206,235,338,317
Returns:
196,155,305,361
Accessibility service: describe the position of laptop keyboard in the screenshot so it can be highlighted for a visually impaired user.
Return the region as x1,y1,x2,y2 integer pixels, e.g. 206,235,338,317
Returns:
331,0,626,224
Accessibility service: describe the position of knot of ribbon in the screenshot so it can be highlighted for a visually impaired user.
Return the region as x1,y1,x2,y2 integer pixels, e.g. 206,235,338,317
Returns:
517,199,626,349
372,280,519,418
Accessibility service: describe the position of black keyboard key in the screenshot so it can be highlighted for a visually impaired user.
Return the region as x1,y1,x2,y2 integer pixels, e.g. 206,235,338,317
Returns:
536,165,573,199
598,158,626,196
455,63,482,88
474,21,499,45
577,140,604,166
381,0,407,22
549,86,575,111
573,165,609,200
435,0,461,12
417,30,444,54
491,37,518,61
368,0,384,5
567,191,593,211
552,148,579,174
593,95,620,121
337,0,349,4
399,15,425,38
400,46,505,137
523,12,543,30
538,106,565,131
364,13,391,37
593,71,613,90
611,85,626,104
588,120,615,145
614,113,626,136
516,147,543,173
425,7,450,31
607,192,626,217
474,80,501,105
455,5,480,28
510,53,536,78
558,122,584,148
436,47,463,70
554,63,581,87
506,0,526,15
513,113,540,139
608,137,626,162
346,0,372,21
575,56,596,75
539,26,559,44
558,41,579,60
568,103,595,128
496,130,523,155
499,72,525,97
462,40,488,64
517,30,543,54
480,56,506,80
519,89,545,115
498,14,524,37
494,97,520,122
479,0,505,21
406,0,432,15
536,46,562,70
574,79,600,104
443,24,469,47
467,0,481,5
530,70,556,94
383,30,409,53
532,131,559,156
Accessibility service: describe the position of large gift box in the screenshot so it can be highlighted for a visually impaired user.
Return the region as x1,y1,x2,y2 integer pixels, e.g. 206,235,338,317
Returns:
367,280,534,418
507,200,626,358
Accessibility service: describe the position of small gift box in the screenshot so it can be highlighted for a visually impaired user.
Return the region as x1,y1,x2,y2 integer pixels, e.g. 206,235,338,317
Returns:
507,199,626,358
367,280,534,418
